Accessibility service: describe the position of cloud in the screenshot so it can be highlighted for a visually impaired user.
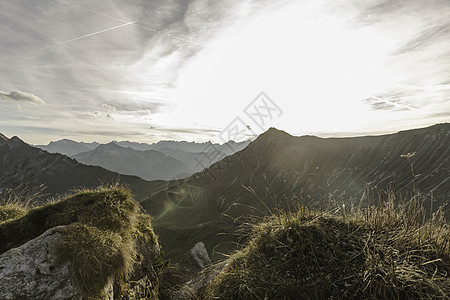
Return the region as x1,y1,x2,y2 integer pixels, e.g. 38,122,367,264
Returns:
1,0,449,143
0,90,45,104
78,111,114,120
396,23,450,55
364,85,450,121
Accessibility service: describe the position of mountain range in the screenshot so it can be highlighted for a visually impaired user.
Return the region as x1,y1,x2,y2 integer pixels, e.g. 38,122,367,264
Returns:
37,139,251,180
72,143,191,181
0,135,165,202
36,139,100,157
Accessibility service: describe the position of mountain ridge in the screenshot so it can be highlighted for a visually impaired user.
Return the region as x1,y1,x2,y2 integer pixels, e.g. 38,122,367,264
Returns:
141,123,450,261
73,142,191,181
36,139,100,157
0,136,164,202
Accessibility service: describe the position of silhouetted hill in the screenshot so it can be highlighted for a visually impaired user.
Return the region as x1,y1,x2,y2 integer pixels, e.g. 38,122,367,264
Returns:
141,123,449,261
0,136,164,202
73,142,191,180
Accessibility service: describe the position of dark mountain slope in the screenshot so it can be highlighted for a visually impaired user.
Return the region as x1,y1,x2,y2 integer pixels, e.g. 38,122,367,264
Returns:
0,136,164,202
141,123,449,261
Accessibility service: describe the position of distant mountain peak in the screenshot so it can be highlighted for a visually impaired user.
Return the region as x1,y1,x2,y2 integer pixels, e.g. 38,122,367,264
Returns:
255,127,292,142
0,133,7,141
266,127,287,134
93,142,124,152
104,141,122,147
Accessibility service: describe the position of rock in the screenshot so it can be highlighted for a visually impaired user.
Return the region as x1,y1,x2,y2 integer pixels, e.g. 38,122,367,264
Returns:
166,241,212,284
173,261,228,300
0,226,109,300
129,233,160,283
0,226,115,300
160,242,213,299
183,241,212,271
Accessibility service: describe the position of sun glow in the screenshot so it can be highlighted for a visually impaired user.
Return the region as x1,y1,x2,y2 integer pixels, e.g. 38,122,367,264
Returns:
131,1,399,137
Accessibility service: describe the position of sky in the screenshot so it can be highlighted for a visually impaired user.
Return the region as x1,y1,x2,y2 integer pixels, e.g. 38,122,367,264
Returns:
0,0,449,144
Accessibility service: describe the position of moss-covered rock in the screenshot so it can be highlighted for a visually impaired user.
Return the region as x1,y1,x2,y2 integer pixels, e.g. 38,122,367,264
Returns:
0,186,160,299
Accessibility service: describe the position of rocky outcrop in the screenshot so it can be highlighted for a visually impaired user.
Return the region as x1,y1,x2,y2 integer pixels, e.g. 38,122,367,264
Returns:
0,224,160,300
160,242,213,299
172,261,228,300
0,226,112,300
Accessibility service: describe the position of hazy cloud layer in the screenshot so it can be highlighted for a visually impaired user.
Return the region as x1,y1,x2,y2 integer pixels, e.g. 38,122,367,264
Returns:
0,91,45,104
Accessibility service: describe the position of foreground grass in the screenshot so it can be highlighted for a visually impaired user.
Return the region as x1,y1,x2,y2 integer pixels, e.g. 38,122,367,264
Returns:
0,184,45,224
202,201,450,300
0,204,27,223
0,185,159,299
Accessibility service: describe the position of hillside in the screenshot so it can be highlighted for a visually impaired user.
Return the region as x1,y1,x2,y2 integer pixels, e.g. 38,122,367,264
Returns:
73,143,191,181
141,123,449,261
0,135,165,202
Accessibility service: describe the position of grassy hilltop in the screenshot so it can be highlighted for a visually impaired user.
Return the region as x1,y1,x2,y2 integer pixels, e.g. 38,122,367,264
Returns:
202,202,450,299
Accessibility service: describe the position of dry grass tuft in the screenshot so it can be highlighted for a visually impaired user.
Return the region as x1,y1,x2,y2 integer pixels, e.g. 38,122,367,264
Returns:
0,184,46,223
202,192,449,300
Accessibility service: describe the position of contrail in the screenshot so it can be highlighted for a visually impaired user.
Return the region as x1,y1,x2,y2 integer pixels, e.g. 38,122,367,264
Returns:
42,0,207,52
40,20,138,50
53,0,204,46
